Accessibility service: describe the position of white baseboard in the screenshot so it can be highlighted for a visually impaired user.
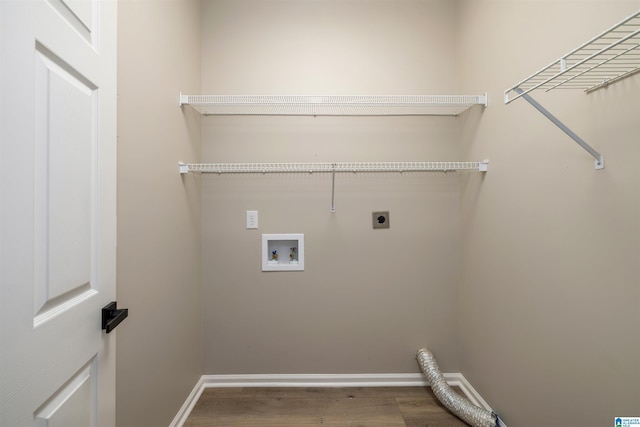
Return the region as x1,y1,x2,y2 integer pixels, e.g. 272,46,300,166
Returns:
168,376,205,427
201,372,432,388
170,373,502,427
444,373,493,411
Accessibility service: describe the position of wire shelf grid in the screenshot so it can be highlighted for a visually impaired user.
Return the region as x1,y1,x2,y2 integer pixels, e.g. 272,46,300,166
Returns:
505,9,640,103
179,94,487,116
181,161,488,174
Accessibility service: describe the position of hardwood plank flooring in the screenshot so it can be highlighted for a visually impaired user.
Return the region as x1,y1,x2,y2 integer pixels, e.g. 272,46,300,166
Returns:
184,386,469,426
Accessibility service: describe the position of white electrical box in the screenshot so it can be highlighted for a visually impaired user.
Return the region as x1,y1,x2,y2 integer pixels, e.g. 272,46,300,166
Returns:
262,234,304,271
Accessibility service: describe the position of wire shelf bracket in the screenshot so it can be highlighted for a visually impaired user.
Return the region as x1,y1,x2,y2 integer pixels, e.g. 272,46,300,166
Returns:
178,94,488,116
515,88,604,170
178,161,489,212
504,9,640,169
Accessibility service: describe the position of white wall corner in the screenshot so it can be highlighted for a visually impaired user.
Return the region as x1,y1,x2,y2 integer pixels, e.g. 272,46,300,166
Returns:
171,373,505,427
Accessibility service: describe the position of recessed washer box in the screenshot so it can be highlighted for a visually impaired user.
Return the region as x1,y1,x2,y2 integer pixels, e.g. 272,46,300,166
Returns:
262,234,304,271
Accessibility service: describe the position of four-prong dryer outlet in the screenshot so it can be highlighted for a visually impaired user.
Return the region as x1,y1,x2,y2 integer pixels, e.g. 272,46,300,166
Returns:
372,211,390,229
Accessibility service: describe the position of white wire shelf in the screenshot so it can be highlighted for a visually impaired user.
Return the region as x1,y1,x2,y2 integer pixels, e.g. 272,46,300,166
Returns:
179,161,489,174
179,94,488,116
505,9,640,103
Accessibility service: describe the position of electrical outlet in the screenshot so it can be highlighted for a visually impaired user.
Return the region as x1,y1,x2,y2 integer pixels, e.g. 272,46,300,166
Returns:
372,211,389,229
246,210,258,229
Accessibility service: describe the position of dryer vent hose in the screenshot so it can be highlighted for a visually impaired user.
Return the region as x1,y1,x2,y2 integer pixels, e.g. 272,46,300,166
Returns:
416,348,497,427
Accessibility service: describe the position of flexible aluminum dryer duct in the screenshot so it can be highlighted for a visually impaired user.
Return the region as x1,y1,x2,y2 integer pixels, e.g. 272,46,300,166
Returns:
416,348,498,427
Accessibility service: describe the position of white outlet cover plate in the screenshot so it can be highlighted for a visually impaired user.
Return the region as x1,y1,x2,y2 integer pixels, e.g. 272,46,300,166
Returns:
246,210,258,229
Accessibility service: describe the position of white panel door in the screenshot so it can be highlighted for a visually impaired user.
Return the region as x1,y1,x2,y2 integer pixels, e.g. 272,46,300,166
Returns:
0,0,118,426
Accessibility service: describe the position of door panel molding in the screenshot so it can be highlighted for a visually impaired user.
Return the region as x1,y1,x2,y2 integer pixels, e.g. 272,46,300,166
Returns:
34,356,98,427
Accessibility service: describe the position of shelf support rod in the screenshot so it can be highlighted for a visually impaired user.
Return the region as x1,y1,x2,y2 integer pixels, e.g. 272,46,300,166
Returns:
514,88,604,170
330,164,336,213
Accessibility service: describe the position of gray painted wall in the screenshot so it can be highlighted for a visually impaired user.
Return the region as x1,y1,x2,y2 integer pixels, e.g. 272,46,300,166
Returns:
458,1,640,426
116,1,203,426
200,0,464,375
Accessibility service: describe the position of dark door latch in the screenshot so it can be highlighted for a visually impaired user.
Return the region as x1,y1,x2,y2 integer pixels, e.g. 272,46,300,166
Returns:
102,301,128,333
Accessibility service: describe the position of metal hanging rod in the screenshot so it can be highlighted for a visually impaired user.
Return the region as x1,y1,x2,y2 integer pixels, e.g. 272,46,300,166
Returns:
179,161,489,174
179,94,488,116
505,9,640,103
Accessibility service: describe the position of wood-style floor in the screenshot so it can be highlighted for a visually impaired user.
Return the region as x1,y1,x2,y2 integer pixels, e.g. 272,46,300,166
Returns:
184,386,469,426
